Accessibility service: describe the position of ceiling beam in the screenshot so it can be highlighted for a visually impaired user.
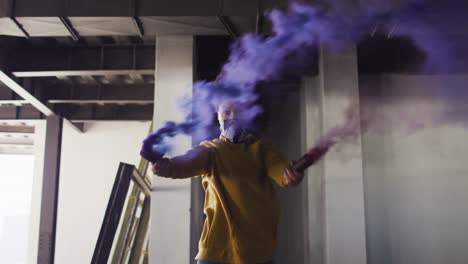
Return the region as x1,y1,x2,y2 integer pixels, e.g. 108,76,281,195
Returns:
128,74,145,84
0,71,53,115
58,104,153,121
10,17,30,38
0,138,34,146
0,0,260,16
59,17,80,42
43,83,154,102
4,44,155,73
0,124,35,133
133,17,145,38
48,100,153,105
0,71,83,132
0,131,34,137
0,100,29,106
0,104,42,119
217,16,239,39
0,145,34,155
13,69,155,78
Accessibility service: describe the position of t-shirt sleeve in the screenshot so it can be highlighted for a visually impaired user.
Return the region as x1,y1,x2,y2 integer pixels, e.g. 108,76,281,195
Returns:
261,139,289,188
154,145,212,179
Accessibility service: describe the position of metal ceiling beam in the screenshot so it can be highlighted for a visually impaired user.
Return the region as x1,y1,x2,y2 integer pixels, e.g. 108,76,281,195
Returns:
0,143,33,148
78,75,99,85
10,17,30,38
0,71,83,132
13,69,155,78
0,145,34,155
255,0,265,35
4,44,155,73
57,104,153,121
217,16,239,39
0,100,29,106
0,0,261,16
48,100,153,105
0,104,153,122
59,17,80,42
0,104,42,119
0,131,34,137
133,17,145,38
0,139,34,146
0,71,53,116
43,83,154,101
128,74,145,84
0,124,35,133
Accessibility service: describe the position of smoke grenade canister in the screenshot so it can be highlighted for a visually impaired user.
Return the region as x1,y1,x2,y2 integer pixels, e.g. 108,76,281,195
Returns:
292,143,331,172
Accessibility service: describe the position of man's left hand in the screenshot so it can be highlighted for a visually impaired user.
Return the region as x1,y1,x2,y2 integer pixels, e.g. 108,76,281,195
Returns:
284,164,304,187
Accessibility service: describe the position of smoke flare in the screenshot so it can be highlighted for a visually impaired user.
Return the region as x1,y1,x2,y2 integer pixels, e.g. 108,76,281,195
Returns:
142,0,468,163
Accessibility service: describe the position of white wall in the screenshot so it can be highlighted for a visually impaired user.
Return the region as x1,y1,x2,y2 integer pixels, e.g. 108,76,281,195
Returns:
361,75,468,264
0,154,35,264
27,120,46,264
54,121,150,264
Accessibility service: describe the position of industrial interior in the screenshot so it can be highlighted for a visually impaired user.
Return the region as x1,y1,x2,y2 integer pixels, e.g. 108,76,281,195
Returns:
0,0,467,264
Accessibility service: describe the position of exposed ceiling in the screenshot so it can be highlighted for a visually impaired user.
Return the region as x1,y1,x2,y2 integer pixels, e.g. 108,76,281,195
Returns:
0,9,261,130
0,0,290,137
0,121,35,155
0,41,157,129
0,16,251,38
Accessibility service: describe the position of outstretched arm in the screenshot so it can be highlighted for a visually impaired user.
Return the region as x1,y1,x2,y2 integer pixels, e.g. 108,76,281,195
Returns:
283,163,304,187
262,140,304,188
152,146,212,179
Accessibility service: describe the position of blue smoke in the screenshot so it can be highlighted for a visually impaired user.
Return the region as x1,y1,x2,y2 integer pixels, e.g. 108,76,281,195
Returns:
142,0,468,161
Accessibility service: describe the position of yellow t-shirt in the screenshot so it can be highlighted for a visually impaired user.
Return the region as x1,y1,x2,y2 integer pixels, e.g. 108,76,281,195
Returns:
155,137,289,264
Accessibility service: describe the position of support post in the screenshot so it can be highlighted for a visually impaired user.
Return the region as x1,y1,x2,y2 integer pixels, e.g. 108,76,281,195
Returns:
37,115,63,264
151,36,193,264
318,46,367,264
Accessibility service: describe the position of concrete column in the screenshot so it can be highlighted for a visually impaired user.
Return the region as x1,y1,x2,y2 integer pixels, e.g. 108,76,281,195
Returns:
151,36,193,264
27,120,46,264
318,46,367,264
300,76,325,264
37,115,63,264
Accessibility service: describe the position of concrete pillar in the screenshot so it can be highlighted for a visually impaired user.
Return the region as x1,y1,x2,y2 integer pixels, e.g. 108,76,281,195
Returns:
37,115,63,264
318,46,367,264
27,120,46,264
300,76,325,264
151,36,193,264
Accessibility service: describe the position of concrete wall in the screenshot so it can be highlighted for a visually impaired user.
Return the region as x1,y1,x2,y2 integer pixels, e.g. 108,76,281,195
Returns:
361,75,468,264
270,73,468,264
54,121,150,264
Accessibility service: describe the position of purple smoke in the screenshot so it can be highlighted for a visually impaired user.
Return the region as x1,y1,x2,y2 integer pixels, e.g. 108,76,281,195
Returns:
142,0,468,160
